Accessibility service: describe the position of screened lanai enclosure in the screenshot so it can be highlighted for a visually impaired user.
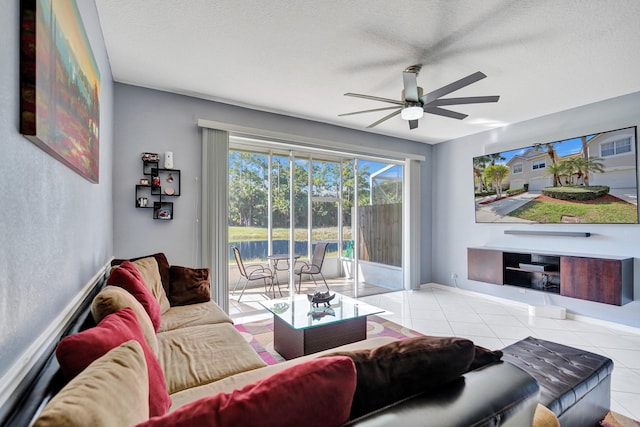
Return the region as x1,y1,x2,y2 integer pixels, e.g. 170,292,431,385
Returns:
227,135,405,315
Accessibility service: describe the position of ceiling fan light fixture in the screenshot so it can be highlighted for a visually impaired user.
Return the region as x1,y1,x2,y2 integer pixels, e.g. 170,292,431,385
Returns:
401,106,424,121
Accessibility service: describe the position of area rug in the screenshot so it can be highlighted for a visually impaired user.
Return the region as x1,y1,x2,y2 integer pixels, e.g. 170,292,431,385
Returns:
601,411,640,427
234,315,639,425
234,314,423,365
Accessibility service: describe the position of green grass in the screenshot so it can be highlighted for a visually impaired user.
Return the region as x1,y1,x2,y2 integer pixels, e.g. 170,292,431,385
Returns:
229,226,352,241
508,199,638,223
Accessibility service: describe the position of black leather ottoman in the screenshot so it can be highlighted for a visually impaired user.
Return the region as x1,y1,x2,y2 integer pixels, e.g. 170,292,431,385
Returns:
502,336,613,427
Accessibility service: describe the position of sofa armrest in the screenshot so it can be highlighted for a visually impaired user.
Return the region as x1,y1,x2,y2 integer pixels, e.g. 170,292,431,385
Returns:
345,362,540,427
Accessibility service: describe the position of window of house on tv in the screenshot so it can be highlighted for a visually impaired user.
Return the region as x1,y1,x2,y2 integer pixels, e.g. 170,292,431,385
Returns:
473,126,639,224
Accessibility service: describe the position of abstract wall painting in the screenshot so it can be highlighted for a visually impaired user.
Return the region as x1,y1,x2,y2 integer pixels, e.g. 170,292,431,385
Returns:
20,0,100,183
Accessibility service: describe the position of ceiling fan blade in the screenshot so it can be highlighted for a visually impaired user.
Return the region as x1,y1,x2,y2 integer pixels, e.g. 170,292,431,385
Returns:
424,106,468,120
402,70,419,102
409,119,419,130
367,109,402,128
420,71,487,104
338,106,402,117
344,93,404,105
427,95,500,106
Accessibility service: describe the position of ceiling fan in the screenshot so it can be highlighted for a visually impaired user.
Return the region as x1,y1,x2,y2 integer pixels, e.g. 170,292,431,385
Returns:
339,65,499,130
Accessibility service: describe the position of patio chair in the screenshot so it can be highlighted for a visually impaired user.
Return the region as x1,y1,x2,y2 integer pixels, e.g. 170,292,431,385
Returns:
231,246,279,301
295,241,330,293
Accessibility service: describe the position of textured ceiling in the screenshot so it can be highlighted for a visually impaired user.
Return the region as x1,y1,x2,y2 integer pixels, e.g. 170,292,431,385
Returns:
95,0,640,144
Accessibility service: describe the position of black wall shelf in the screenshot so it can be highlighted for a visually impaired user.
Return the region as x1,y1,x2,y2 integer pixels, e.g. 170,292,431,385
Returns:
135,158,180,220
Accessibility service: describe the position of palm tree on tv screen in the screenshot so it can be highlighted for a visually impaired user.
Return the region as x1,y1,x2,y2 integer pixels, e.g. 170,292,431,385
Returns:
484,164,510,198
564,156,605,186
535,142,561,187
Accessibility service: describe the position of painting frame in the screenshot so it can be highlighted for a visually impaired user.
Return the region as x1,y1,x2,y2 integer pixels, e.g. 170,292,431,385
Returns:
20,0,100,183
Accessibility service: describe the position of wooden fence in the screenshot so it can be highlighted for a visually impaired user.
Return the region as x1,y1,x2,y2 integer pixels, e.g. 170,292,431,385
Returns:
357,203,402,267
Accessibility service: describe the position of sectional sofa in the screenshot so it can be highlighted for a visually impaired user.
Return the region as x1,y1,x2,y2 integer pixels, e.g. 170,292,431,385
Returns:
2,253,543,427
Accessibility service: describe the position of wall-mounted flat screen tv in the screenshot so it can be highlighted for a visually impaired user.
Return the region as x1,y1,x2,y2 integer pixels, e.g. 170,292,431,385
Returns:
473,126,639,224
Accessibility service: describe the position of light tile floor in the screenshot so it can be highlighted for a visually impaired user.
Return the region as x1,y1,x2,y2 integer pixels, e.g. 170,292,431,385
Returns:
358,284,640,420
231,283,640,419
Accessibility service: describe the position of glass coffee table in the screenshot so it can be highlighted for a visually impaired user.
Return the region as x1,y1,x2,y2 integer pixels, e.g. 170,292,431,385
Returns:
260,292,384,360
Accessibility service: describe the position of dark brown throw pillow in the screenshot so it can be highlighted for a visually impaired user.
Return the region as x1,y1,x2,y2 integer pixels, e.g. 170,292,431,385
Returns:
326,336,476,419
470,344,503,371
112,253,171,297
168,266,211,306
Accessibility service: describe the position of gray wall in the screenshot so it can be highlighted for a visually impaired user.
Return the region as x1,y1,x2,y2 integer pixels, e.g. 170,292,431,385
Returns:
432,92,640,328
0,1,113,379
112,83,433,281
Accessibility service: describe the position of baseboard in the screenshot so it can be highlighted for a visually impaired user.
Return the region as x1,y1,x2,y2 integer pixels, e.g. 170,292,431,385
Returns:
567,313,640,335
420,282,531,310
0,258,113,413
421,282,640,335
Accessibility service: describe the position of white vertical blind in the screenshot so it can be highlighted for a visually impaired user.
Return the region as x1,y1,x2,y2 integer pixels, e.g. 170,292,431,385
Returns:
288,151,296,292
201,128,230,312
353,159,360,295
404,159,421,290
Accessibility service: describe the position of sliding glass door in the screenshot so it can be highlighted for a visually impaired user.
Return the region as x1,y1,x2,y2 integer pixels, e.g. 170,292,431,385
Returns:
341,159,404,295
227,142,405,315
356,160,404,293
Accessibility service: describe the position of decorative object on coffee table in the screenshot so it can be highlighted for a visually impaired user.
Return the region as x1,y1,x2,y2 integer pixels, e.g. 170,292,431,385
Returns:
307,291,335,307
271,302,289,314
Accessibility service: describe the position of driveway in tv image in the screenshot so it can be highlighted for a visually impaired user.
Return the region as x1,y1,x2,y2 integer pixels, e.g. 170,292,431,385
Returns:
475,188,637,223
475,192,540,223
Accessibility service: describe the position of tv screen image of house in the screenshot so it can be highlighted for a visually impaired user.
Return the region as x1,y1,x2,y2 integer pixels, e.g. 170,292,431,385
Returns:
473,126,639,224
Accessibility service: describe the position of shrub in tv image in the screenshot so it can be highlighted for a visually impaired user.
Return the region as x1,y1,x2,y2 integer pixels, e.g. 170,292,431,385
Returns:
473,126,639,224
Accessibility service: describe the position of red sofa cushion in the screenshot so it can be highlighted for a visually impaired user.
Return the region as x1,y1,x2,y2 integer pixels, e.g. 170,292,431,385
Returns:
136,356,356,427
108,260,162,331
56,307,171,417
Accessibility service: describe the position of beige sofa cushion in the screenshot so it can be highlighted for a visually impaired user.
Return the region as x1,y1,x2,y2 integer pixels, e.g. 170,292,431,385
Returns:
169,336,396,410
33,340,149,427
91,285,159,356
158,323,266,394
132,256,171,314
158,300,232,332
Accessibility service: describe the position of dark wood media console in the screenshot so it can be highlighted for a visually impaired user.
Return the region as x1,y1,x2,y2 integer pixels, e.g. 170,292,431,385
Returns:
468,247,634,306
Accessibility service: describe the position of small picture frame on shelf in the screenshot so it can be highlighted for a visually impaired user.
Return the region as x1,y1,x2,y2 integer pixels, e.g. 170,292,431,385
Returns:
153,202,173,220
141,152,159,162
139,178,150,186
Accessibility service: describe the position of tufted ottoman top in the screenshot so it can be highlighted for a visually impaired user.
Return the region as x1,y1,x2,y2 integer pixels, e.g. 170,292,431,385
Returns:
502,336,613,417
